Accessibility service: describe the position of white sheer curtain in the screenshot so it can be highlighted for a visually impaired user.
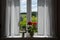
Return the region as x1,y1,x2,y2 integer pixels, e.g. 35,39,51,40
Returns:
5,0,20,37
37,0,52,37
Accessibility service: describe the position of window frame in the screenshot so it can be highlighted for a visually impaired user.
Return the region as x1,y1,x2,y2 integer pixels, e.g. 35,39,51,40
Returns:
0,1,57,38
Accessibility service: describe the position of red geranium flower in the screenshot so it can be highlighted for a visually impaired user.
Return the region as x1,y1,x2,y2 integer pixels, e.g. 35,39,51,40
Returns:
32,22,37,25
28,22,32,25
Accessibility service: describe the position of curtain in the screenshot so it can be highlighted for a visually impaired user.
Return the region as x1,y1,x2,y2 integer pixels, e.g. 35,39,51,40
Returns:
37,0,53,36
5,0,20,37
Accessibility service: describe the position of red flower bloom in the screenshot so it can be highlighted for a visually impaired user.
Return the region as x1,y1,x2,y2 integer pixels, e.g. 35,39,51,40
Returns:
32,22,37,25
28,22,32,25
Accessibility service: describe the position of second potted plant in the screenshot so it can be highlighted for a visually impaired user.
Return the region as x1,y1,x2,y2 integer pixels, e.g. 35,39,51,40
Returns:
28,21,37,37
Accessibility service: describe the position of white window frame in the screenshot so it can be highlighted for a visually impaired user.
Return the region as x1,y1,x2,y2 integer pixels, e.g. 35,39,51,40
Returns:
5,0,52,38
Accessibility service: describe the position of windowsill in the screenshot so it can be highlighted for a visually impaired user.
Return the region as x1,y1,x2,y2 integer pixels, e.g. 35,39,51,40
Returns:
6,36,52,38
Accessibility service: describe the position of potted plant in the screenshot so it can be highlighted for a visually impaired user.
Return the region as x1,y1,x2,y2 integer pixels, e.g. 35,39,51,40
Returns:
28,22,37,37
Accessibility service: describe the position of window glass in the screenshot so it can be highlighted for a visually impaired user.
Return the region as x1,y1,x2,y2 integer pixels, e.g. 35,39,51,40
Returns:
31,0,38,33
19,0,27,32
31,0,37,22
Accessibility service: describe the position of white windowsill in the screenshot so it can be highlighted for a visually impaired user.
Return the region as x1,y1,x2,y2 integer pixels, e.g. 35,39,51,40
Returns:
6,36,52,38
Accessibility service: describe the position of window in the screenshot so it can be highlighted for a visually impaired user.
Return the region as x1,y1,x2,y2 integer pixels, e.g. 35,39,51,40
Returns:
5,0,53,38
19,0,27,33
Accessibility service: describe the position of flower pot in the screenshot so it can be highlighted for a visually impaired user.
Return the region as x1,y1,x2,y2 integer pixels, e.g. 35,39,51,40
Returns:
29,32,34,37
